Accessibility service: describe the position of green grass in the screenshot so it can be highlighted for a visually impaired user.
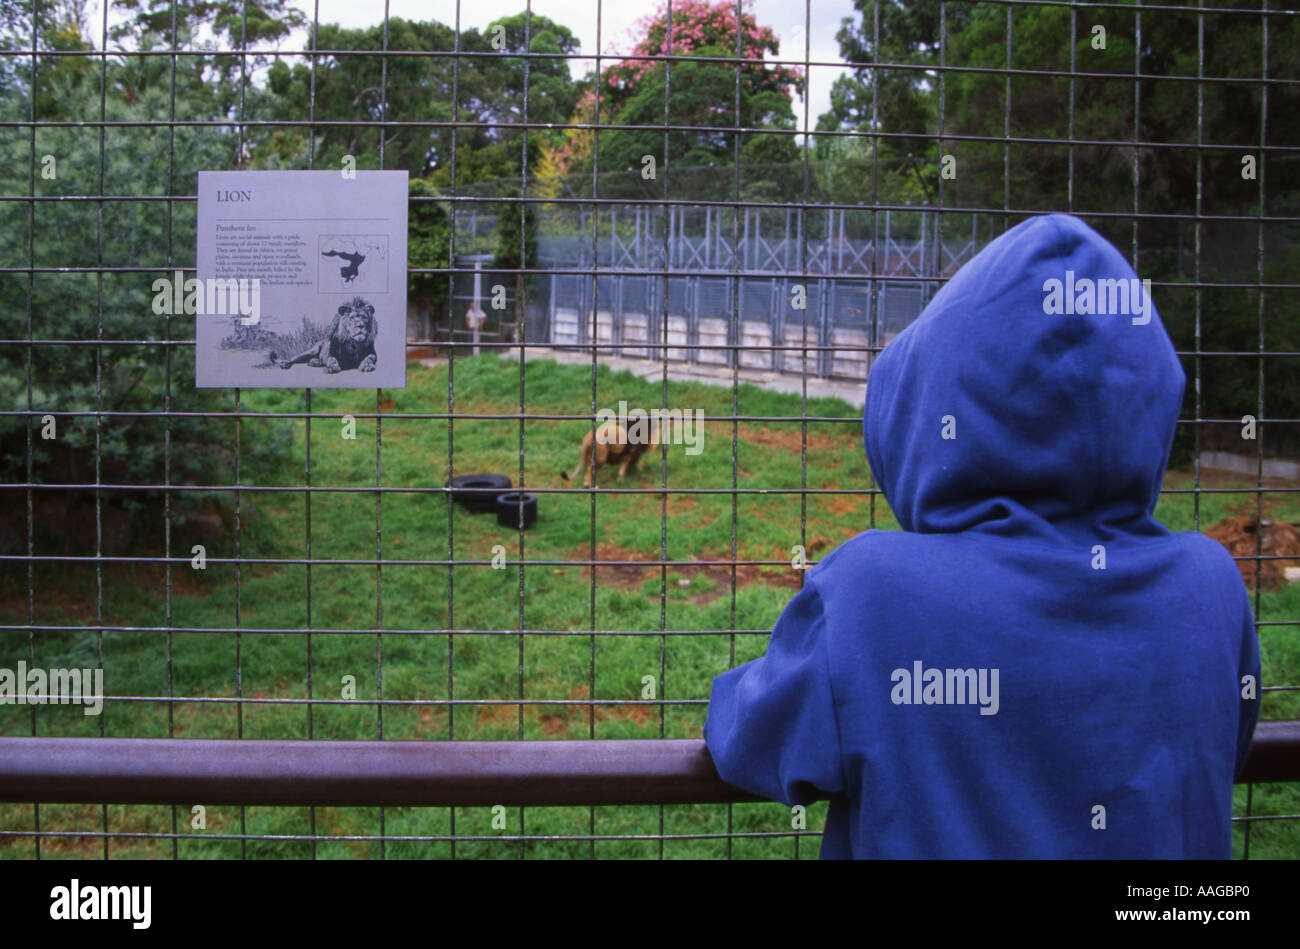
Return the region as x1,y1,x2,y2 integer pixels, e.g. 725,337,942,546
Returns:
1,354,1296,859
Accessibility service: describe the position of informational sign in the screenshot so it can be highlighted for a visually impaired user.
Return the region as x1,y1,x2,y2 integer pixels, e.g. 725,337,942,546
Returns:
192,170,408,388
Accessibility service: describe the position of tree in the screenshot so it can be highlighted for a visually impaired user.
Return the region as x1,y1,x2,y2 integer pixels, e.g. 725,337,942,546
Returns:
254,18,467,176
481,11,582,134
1,0,100,121
578,0,803,200
407,176,452,335
810,133,922,209
538,86,597,197
819,0,973,171
822,0,1300,458
109,0,306,122
110,0,306,48
0,3,290,551
254,12,578,183
600,0,800,116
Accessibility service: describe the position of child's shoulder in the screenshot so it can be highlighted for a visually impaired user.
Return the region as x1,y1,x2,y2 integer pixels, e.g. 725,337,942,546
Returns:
805,528,919,577
1171,528,1253,594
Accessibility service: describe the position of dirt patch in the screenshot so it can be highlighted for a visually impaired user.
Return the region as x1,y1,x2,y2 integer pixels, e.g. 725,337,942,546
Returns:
736,424,844,455
0,585,97,625
1204,516,1300,589
472,693,656,738
475,686,661,738
821,494,864,518
664,495,717,528
567,686,658,729
475,702,520,731
0,561,212,625
578,542,803,604
417,704,449,735
405,346,440,360
800,535,841,557
150,562,213,598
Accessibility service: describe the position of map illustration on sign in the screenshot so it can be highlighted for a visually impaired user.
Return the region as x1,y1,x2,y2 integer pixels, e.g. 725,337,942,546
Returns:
194,170,407,389
318,234,388,293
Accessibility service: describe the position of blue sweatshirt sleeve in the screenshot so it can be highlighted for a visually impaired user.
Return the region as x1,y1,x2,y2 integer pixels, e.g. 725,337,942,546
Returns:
704,578,846,806
1234,593,1262,781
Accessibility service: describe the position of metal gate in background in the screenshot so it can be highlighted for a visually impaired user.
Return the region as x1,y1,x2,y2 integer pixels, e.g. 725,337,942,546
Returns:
539,204,981,379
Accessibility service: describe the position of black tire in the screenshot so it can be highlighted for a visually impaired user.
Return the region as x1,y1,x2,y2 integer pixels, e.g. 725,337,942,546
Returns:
447,473,512,513
496,492,538,530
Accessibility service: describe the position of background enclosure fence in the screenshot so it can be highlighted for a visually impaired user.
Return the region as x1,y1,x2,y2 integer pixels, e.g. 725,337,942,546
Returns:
1,0,1299,859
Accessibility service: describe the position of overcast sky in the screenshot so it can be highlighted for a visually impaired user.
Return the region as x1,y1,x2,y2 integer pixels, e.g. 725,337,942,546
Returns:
84,0,859,131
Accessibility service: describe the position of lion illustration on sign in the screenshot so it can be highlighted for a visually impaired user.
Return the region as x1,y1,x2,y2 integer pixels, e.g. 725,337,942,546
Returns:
270,298,378,373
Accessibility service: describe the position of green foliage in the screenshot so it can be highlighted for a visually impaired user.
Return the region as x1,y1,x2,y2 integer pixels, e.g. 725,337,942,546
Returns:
249,18,465,175
821,0,975,165
0,4,291,544
251,15,576,179
826,0,1300,458
1163,251,1300,462
600,0,802,117
109,0,307,114
109,0,306,48
407,177,451,317
0,1,97,115
483,11,582,133
578,1,802,201
492,188,537,272
587,47,800,201
427,137,541,192
809,133,926,208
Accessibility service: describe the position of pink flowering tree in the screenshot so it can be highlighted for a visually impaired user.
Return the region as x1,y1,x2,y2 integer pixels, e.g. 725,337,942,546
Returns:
555,0,804,199
601,0,802,115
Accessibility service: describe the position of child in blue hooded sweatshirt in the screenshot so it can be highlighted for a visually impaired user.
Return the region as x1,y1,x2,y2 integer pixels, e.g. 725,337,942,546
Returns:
704,213,1260,859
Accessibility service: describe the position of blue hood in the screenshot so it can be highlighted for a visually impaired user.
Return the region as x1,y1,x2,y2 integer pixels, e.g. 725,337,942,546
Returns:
863,213,1186,545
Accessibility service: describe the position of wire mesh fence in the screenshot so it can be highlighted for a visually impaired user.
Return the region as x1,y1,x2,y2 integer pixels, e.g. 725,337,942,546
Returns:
0,0,1298,859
